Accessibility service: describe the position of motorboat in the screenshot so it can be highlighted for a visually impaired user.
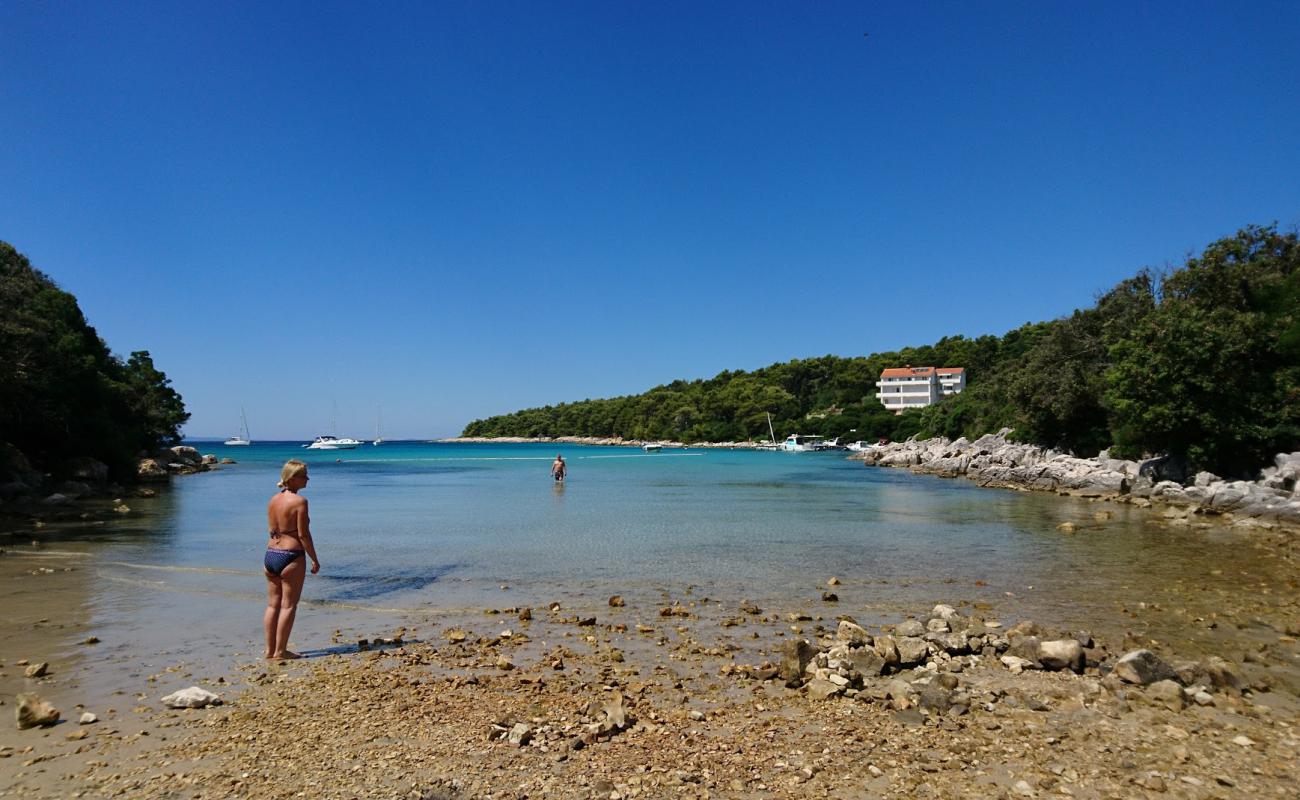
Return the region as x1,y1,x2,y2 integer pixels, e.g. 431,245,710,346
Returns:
304,435,362,450
781,434,826,452
813,437,847,451
642,443,663,452
224,406,252,446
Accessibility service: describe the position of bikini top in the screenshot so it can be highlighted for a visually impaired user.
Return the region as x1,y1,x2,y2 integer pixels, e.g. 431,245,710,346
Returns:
269,528,298,537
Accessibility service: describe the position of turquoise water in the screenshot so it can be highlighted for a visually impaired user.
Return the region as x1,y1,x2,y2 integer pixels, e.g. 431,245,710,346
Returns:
5,439,1285,687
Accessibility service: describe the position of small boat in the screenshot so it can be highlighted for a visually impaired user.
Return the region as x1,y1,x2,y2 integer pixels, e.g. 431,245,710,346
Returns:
813,437,847,451
304,435,363,450
781,434,826,452
753,413,780,450
224,407,252,446
642,443,663,452
373,405,384,446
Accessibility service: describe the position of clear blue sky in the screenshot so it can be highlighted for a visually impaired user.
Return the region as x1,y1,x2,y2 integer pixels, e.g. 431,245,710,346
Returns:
3,2,1298,439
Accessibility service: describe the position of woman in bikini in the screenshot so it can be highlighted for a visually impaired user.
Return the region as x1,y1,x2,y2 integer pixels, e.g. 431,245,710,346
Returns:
264,459,321,659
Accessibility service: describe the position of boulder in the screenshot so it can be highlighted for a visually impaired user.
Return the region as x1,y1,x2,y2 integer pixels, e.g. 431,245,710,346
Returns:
1038,640,1084,673
805,678,843,700
895,637,929,666
201,454,218,465
779,639,818,687
137,458,170,482
1146,679,1185,711
161,686,222,708
895,619,925,637
873,635,900,666
835,620,871,647
16,693,60,729
168,446,203,466
1113,650,1177,685
847,647,886,678
1201,656,1241,692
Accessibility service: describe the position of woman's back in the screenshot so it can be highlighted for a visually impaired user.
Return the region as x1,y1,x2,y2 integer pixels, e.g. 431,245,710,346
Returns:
267,491,308,550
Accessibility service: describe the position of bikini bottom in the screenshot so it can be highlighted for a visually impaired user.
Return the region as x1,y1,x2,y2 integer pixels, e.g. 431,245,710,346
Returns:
264,548,305,576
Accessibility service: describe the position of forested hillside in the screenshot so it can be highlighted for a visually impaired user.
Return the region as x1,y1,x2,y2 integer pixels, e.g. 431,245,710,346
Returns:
0,242,189,480
464,225,1300,475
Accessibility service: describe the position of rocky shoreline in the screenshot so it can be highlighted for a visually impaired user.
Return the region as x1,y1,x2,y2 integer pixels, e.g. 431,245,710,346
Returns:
5,593,1296,799
853,430,1300,531
0,445,232,533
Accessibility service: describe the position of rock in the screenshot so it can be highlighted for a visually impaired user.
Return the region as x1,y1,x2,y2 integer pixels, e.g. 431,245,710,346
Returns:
1038,640,1084,673
16,694,60,729
827,577,841,586
169,446,203,466
1147,679,1185,711
1201,656,1241,692
1012,779,1035,797
847,647,886,678
517,607,532,621
779,639,818,686
1000,655,1036,674
805,678,843,700
220,457,236,465
874,635,900,665
1232,735,1254,747
932,603,960,620
1006,635,1042,666
446,629,469,643
160,686,222,709
835,620,871,647
1192,691,1214,706
821,591,838,602
608,595,625,607
1114,649,1177,685
917,687,952,714
41,493,71,506
495,655,514,670
1056,522,1077,533
739,599,762,615
23,662,49,678
507,723,532,747
113,504,130,514
137,458,169,482
79,712,98,725
926,618,950,633
895,619,925,637
65,728,88,740
895,637,929,666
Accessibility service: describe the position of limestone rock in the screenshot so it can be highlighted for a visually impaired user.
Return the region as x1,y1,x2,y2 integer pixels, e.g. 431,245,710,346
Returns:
160,686,222,709
895,619,925,637
779,639,818,686
23,662,49,678
16,693,60,729
835,620,871,647
1114,649,1177,685
1038,639,1084,673
895,637,929,666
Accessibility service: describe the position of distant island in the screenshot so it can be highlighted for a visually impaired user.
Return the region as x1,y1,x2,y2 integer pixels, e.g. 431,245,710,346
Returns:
465,225,1300,477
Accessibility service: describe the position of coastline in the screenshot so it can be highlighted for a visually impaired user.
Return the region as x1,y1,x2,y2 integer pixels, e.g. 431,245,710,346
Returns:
852,430,1300,533
4,589,1296,799
441,436,769,449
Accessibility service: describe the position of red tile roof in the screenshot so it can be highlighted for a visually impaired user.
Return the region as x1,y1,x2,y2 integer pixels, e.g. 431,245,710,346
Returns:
936,367,965,375
880,367,935,378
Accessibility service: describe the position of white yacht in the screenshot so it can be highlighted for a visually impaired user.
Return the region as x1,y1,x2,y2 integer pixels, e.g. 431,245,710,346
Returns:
224,407,252,446
304,435,363,450
642,443,663,452
781,434,826,452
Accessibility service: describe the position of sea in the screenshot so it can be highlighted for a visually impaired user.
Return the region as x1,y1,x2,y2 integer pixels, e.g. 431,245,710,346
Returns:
2,440,1286,700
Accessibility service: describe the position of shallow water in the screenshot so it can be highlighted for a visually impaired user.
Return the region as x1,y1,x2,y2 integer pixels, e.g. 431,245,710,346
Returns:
2,441,1296,703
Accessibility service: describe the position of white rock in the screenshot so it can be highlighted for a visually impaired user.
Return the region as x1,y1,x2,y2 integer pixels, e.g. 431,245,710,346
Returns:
79,712,98,725
1232,735,1255,747
161,686,222,709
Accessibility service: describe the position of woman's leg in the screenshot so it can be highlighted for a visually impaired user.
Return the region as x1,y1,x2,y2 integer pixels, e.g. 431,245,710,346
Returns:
273,556,307,658
264,572,283,659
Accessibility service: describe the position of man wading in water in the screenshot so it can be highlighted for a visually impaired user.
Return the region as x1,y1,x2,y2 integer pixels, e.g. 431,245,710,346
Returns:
551,454,567,483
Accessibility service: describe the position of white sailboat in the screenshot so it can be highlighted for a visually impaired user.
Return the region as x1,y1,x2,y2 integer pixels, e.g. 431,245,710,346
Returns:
754,413,780,451
373,405,384,446
224,406,252,446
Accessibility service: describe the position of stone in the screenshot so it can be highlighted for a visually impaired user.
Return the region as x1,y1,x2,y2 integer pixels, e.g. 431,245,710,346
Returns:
1201,656,1241,692
160,686,222,709
1038,639,1084,672
517,607,532,621
835,620,871,647
820,591,838,602
137,458,169,482
1000,655,1036,674
608,595,625,607
1147,679,1185,711
23,662,49,678
446,629,468,643
1232,735,1254,747
1006,635,1042,666
895,637,929,666
16,694,60,729
1056,522,1077,533
827,576,841,586
805,678,843,700
931,604,959,620
779,639,818,686
926,618,950,633
739,599,762,614
63,456,109,484
895,619,925,637
79,712,98,724
917,687,952,714
495,655,514,670
874,635,900,665
847,647,886,678
1114,649,1177,685
507,723,533,746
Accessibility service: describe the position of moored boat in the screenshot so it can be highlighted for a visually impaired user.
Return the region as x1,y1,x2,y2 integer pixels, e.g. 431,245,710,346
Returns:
304,435,362,450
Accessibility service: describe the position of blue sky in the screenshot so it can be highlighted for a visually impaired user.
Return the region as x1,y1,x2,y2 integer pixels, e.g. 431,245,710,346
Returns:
3,2,1298,439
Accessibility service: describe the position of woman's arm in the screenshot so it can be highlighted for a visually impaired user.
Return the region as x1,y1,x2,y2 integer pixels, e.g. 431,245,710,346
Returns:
297,500,321,574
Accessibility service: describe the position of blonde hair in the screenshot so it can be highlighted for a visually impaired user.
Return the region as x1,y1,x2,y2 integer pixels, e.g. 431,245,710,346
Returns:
277,459,308,489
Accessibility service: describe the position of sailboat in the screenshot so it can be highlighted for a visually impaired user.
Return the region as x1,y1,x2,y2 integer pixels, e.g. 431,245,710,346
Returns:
754,413,780,451
224,406,252,446
372,405,384,446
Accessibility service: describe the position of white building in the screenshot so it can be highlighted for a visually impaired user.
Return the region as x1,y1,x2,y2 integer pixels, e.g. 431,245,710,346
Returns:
875,366,965,413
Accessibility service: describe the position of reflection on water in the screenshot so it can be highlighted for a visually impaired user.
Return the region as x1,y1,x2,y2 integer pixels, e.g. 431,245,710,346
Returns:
2,440,1296,700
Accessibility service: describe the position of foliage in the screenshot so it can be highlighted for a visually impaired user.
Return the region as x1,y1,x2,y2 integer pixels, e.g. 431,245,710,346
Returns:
464,224,1300,476
0,241,190,479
